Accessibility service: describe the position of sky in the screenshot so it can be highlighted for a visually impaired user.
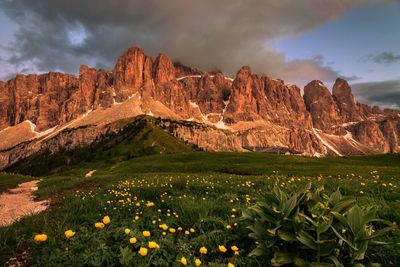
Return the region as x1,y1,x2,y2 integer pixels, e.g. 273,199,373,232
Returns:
0,0,399,108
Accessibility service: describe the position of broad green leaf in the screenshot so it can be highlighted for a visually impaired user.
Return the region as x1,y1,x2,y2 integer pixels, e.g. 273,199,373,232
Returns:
331,211,348,226
332,197,356,213
249,245,269,257
330,225,359,251
277,229,296,242
348,205,364,236
298,213,318,227
318,216,333,234
284,194,298,217
271,251,294,266
296,230,318,250
329,189,342,206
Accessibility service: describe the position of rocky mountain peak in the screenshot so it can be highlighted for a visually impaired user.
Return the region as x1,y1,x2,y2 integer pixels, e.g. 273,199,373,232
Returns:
304,80,341,133
153,53,176,84
0,44,399,165
235,66,252,80
332,78,362,121
113,45,150,101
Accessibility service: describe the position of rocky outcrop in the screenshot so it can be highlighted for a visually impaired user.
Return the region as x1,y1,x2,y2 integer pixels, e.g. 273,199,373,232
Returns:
151,54,191,116
224,66,260,122
350,120,389,152
304,80,341,133
0,81,10,130
0,121,125,170
153,53,176,84
113,46,152,102
332,78,363,121
225,66,312,129
181,72,231,120
0,73,79,131
0,44,399,168
173,62,204,78
79,65,114,109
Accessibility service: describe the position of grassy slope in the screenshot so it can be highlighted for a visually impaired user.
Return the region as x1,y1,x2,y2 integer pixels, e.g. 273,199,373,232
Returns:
0,172,32,193
1,155,400,265
33,152,400,197
5,116,199,176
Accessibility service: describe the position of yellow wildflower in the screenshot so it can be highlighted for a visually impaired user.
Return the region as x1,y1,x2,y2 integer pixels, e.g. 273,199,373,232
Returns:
185,230,190,235
102,216,110,224
199,246,208,254
190,228,195,233
148,241,160,249
169,228,176,233
231,245,239,251
180,257,187,265
64,230,75,239
228,263,235,267
226,224,231,229
219,245,227,253
146,201,155,207
195,258,202,266
129,237,137,244
138,247,148,256
34,234,47,242
143,231,151,237
159,224,168,231
95,222,105,229
124,228,131,235
178,227,183,231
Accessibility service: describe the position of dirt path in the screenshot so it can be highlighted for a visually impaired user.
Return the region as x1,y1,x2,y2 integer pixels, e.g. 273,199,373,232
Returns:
0,180,49,227
85,169,96,177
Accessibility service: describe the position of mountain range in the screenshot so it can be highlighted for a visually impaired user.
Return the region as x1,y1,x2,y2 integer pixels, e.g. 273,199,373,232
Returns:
0,45,399,170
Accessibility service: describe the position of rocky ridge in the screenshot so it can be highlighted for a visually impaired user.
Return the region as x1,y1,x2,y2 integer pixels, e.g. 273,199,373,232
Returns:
0,45,399,169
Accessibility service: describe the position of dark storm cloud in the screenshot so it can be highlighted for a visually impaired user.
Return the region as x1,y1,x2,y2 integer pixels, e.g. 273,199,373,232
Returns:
372,52,400,64
360,51,400,65
0,0,364,82
351,80,400,108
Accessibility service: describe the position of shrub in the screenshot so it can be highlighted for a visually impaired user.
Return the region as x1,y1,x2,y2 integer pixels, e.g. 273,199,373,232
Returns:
242,183,398,266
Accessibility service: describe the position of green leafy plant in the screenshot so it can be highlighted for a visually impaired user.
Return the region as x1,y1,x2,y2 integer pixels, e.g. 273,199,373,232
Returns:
242,183,398,266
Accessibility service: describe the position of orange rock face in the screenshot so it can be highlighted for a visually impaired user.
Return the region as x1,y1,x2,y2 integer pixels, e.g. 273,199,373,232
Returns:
303,80,341,133
2,73,79,131
332,78,363,121
0,44,399,161
113,46,151,101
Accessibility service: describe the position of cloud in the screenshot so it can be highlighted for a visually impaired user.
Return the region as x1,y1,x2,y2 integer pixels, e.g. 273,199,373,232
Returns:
372,52,400,64
0,0,365,82
351,80,400,109
360,51,400,65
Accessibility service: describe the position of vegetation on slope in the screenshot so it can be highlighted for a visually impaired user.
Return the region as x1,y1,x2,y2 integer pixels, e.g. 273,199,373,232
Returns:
0,172,31,193
1,171,399,266
1,115,400,265
5,116,200,176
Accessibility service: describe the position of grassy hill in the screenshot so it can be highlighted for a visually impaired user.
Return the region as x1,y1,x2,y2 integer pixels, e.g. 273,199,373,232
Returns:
25,151,399,198
5,116,200,176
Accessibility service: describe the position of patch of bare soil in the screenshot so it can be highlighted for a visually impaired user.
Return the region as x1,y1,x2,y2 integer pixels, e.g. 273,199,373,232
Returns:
0,180,49,227
85,169,96,177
